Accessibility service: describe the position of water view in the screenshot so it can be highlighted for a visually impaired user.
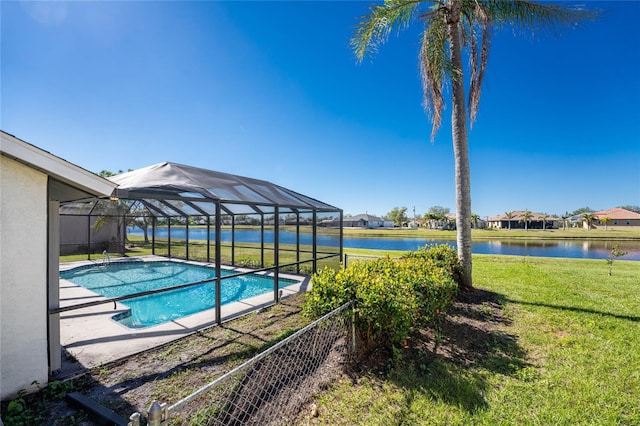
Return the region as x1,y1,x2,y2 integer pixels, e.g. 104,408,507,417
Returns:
128,228,640,261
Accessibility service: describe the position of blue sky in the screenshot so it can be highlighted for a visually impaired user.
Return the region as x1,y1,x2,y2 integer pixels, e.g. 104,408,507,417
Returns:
2,1,639,219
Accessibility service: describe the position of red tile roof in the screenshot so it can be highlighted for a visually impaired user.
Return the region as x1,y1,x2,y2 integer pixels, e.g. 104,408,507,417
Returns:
593,208,640,220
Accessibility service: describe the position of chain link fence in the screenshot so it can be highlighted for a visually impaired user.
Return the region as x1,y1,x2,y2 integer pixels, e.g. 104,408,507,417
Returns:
130,301,354,426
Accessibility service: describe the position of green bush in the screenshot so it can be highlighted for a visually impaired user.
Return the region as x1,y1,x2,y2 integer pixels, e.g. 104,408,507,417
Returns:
402,244,463,287
304,245,459,349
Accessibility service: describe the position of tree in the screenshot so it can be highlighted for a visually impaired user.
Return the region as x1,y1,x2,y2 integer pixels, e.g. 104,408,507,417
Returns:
582,212,596,230
96,169,152,244
130,206,152,243
98,169,130,178
600,216,612,231
505,211,514,230
560,211,570,230
352,0,594,290
541,213,549,230
606,245,628,276
428,206,450,217
571,207,594,216
425,206,449,229
423,212,436,228
387,207,408,227
471,213,480,229
521,210,533,231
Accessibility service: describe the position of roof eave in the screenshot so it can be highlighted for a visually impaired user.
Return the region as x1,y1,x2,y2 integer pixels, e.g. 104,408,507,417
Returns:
1,131,116,197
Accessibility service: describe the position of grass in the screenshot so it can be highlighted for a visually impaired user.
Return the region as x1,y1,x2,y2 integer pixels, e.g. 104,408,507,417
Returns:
59,226,638,263
298,255,640,425
60,236,342,271
7,252,639,425
189,224,640,240
56,239,639,424
342,226,640,240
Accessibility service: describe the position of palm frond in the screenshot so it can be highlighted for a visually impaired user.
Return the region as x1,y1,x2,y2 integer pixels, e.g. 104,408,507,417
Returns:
481,0,598,32
419,11,449,141
352,0,424,62
466,4,491,125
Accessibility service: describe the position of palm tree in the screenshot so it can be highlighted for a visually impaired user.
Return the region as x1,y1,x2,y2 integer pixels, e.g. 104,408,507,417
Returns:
600,216,612,231
561,211,570,231
541,213,549,230
582,212,596,231
471,213,480,229
423,212,435,229
521,210,533,231
505,211,514,230
352,0,594,290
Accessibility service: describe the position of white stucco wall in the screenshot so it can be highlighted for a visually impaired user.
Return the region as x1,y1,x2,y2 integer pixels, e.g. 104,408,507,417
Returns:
0,156,49,400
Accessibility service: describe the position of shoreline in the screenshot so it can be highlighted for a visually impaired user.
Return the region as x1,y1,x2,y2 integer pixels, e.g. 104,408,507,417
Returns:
144,225,640,241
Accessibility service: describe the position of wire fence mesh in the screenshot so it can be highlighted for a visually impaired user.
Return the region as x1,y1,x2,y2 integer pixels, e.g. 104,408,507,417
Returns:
137,301,354,426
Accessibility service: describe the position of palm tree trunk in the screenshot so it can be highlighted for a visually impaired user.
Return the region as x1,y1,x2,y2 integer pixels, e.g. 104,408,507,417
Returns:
447,0,472,291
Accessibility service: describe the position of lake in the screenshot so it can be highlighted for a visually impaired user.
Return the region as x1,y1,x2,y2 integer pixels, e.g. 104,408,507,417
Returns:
128,228,640,261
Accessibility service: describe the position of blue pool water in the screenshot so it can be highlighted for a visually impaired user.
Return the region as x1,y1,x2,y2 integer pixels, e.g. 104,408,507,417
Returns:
60,261,295,329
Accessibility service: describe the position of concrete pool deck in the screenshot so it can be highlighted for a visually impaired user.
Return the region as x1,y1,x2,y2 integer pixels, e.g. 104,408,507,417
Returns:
57,256,311,377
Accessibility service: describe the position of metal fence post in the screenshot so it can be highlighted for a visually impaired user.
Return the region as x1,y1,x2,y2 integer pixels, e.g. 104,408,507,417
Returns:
352,304,357,355
128,412,140,426
148,400,167,426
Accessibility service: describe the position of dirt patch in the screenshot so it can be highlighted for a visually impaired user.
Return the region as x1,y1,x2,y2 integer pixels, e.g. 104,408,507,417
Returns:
344,288,516,374
2,289,513,425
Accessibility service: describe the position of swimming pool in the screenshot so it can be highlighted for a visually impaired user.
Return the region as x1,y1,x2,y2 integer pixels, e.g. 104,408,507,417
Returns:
60,261,297,329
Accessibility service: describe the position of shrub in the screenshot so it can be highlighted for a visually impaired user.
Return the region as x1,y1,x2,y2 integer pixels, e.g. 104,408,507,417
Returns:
304,245,459,349
402,244,463,287
303,265,358,318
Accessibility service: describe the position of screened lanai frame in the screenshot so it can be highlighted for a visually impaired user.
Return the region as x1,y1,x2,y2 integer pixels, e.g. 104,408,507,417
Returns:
59,162,343,324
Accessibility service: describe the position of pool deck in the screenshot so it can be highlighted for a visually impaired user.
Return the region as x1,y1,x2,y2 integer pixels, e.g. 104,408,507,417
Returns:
56,256,311,378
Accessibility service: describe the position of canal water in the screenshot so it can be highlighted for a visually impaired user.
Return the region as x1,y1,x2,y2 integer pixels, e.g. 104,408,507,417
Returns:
127,228,640,261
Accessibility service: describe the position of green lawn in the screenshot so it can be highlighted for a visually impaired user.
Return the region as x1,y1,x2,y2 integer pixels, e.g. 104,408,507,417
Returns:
342,226,640,240
55,246,640,424
60,236,342,272
300,255,640,425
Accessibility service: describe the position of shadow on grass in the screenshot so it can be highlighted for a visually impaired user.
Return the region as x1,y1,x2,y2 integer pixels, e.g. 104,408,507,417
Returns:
353,289,528,415
505,298,639,322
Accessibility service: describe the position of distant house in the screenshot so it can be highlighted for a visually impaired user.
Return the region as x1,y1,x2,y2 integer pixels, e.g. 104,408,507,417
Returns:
471,216,486,229
407,219,424,228
568,214,584,227
424,214,456,230
487,211,559,230
444,214,457,230
593,208,640,229
344,214,394,228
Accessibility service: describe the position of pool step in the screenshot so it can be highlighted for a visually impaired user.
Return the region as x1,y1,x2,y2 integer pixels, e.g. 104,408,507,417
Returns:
66,391,129,426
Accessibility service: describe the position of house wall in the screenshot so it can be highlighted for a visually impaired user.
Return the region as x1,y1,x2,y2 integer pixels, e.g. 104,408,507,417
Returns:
596,218,640,229
60,215,118,255
0,156,49,400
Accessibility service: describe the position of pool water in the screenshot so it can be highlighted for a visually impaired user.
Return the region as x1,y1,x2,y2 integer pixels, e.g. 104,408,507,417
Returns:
60,261,295,328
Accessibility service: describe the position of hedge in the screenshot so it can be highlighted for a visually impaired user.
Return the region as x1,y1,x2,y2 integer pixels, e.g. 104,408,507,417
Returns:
304,244,460,348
